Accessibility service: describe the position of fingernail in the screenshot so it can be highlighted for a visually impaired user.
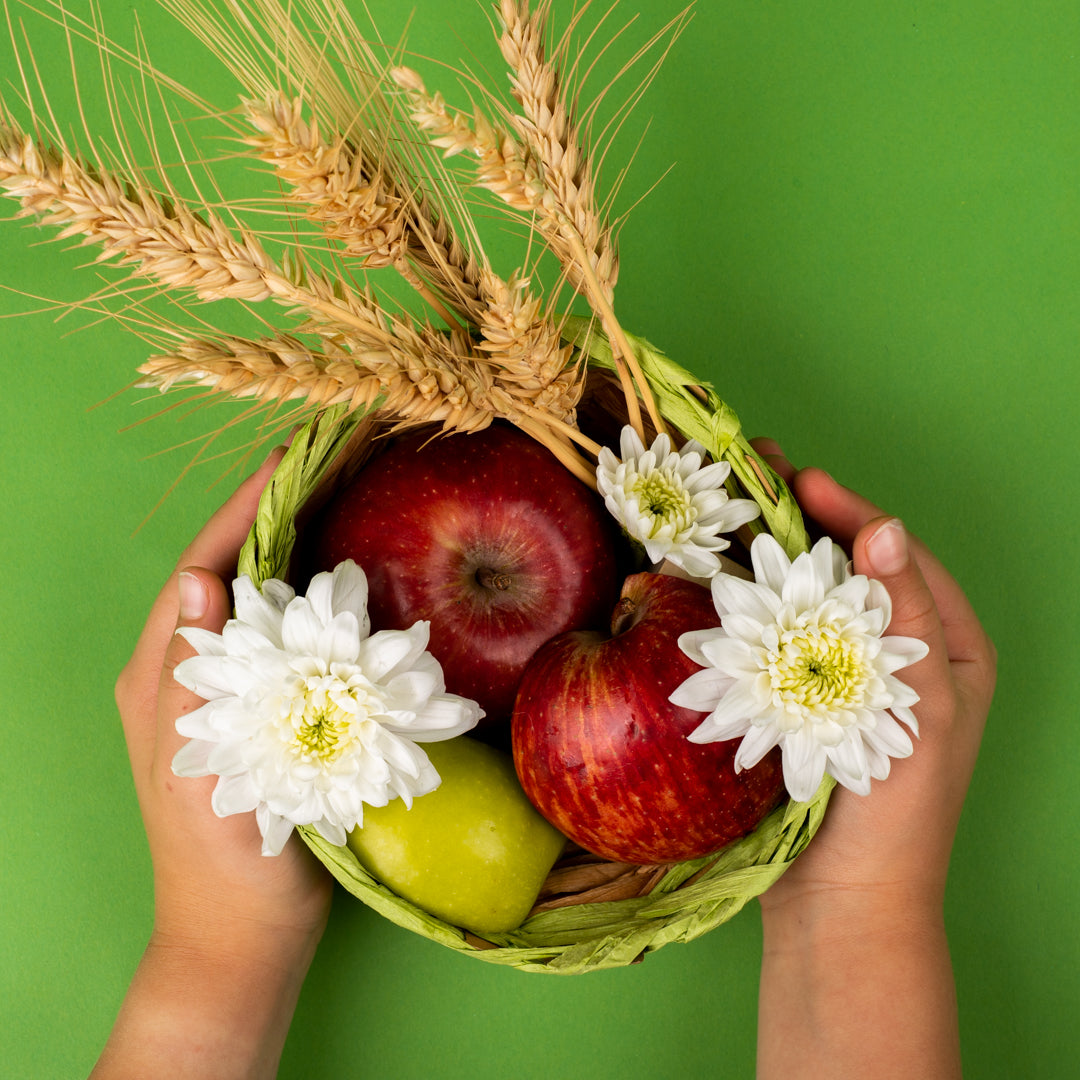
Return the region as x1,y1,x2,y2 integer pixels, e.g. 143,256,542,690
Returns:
178,571,209,620
261,443,289,467
866,518,909,576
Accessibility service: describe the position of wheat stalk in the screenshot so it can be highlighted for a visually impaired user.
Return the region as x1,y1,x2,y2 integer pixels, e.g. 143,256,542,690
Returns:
496,0,618,302
394,3,666,442
242,92,488,331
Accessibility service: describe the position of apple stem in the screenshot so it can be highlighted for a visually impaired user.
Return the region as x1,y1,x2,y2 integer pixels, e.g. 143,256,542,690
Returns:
611,596,638,636
476,567,513,592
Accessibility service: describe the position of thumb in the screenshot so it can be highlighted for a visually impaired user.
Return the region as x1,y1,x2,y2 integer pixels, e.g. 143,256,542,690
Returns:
153,566,236,776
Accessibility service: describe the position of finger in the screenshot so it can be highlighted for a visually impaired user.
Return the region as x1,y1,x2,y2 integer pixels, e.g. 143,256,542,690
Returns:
792,467,884,546
153,566,235,775
749,437,796,485
856,516,950,695
116,447,285,772
121,448,286,706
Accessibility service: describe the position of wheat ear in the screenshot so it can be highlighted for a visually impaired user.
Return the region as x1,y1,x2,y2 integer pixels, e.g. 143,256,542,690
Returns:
495,0,667,441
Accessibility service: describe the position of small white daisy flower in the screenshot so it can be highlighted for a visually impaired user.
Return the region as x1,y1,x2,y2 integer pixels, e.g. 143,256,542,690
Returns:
596,425,761,578
171,559,482,855
669,533,929,801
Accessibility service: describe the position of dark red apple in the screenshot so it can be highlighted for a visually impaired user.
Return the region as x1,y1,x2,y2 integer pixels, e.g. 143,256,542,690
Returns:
304,423,622,727
512,572,785,864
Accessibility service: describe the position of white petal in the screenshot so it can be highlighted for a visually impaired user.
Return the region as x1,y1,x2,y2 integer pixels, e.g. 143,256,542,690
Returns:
256,806,295,856
832,763,873,796
863,712,915,759
781,731,829,802
720,610,770,646
692,681,762,736
677,626,725,666
619,425,646,461
890,704,920,736
312,818,348,848
687,706,753,744
328,560,370,625
232,576,289,645
667,544,722,578
260,578,295,613
642,536,675,564
808,536,844,592
713,575,781,625
382,666,441,711
826,732,870,788
281,597,325,657
783,552,825,612
172,739,213,777
355,623,431,682
219,620,277,658
173,700,219,741
173,654,260,700
684,459,731,491
670,666,737,712
302,567,339,628
733,721,781,770
176,626,227,657
866,579,893,623
700,635,759,676
878,635,930,673
706,497,760,532
206,739,253,777
211,773,260,816
317,610,362,666
401,694,483,739
749,534,791,594
827,575,871,615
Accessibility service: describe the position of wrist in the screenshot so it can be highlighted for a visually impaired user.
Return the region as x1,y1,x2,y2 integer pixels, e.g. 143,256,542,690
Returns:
90,914,324,1079
757,886,960,1080
760,879,945,953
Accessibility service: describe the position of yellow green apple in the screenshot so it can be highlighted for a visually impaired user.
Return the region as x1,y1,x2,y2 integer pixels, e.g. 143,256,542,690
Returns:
346,736,566,936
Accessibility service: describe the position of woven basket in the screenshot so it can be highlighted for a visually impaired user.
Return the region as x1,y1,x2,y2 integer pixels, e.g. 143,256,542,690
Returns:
235,320,835,974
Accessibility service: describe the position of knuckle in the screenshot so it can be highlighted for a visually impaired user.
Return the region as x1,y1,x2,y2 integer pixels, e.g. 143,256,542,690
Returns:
114,658,138,712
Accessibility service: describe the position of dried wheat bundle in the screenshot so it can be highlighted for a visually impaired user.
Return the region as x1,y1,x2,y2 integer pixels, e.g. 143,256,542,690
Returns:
1,0,839,973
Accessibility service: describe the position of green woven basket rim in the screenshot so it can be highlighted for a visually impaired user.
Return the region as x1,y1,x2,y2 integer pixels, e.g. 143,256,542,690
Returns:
236,327,834,974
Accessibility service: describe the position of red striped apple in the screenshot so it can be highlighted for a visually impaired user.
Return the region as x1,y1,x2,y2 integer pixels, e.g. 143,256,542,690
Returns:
305,423,622,728
511,572,785,864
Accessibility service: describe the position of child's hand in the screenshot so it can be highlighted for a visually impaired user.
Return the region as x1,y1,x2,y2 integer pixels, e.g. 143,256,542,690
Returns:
97,449,333,1079
753,439,996,911
752,439,996,1080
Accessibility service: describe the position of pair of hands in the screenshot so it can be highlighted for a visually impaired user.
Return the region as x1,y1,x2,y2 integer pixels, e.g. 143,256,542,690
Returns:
108,436,995,1076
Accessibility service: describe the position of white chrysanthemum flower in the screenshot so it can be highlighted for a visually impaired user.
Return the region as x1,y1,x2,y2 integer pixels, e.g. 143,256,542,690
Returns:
670,534,929,801
172,559,482,855
596,425,761,578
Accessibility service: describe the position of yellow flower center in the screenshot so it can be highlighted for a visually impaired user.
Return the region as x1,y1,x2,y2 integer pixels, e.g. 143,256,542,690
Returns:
768,627,869,715
286,674,383,765
293,704,356,763
632,470,694,532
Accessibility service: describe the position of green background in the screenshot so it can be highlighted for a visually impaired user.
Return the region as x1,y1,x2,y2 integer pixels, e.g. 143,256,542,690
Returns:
2,1,1077,1076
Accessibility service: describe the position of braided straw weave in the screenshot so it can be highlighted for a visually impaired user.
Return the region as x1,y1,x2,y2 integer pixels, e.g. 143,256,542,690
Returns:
234,347,834,974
